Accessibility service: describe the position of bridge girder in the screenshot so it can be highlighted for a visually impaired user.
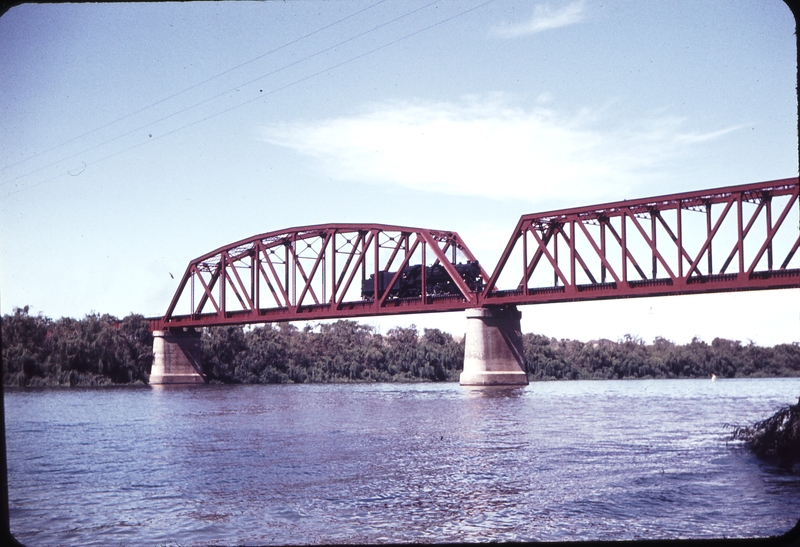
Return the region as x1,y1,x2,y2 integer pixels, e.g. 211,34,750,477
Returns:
152,178,800,332
482,177,800,306
155,223,486,331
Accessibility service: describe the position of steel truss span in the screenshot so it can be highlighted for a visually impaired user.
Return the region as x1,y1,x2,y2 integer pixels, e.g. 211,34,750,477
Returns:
482,177,800,306
153,178,800,331
157,224,487,330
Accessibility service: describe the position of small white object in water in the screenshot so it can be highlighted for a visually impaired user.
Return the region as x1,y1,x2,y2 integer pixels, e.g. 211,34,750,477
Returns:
711,374,717,381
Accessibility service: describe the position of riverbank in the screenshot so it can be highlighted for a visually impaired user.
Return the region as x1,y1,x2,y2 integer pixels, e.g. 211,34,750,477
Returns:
3,307,800,387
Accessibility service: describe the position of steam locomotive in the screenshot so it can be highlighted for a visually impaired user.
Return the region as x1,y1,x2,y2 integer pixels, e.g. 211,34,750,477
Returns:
361,261,483,300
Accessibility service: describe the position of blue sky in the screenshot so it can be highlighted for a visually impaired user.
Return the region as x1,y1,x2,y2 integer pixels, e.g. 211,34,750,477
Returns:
1,0,798,345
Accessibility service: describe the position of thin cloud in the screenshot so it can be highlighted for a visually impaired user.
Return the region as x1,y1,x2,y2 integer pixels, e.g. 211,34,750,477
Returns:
674,124,748,144
260,96,741,204
491,0,586,37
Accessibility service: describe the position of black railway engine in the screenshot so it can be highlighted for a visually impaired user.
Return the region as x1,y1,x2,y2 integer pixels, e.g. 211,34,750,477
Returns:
361,261,483,300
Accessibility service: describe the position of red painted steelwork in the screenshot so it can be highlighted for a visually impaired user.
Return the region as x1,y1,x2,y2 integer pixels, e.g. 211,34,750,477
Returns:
155,224,486,330
153,178,800,331
482,177,800,306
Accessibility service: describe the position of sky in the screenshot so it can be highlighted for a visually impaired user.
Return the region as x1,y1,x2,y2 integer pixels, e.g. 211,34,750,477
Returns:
1,0,798,346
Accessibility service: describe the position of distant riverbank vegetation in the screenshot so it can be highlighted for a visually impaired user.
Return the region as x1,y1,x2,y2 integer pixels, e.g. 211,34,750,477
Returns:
2,307,153,387
3,306,800,387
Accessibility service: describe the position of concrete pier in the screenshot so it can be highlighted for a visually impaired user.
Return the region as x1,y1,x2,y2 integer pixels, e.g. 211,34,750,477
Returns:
460,306,528,386
149,329,206,384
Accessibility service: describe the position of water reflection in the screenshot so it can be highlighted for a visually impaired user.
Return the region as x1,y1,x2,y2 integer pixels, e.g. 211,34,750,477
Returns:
462,385,528,399
148,382,215,391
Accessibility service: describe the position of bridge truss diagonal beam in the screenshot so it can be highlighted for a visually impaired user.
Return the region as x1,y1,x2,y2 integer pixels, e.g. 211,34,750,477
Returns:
481,177,800,307
158,224,486,330
151,178,800,332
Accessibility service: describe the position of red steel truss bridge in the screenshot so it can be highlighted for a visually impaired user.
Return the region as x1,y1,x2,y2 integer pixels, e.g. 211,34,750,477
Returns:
152,177,800,331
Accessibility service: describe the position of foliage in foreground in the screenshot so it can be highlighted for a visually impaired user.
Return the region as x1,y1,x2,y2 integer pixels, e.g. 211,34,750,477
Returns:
730,397,800,465
3,306,800,387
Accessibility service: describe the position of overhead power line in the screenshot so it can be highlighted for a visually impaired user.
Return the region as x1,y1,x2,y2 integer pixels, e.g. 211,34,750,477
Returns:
0,0,390,174
2,0,438,189
4,0,498,198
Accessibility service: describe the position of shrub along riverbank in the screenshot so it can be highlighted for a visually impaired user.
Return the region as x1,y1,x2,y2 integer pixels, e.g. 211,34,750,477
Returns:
731,397,800,465
3,306,800,387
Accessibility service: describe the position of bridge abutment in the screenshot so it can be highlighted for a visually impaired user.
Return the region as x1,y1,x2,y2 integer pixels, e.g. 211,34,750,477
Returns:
149,329,206,385
460,306,528,386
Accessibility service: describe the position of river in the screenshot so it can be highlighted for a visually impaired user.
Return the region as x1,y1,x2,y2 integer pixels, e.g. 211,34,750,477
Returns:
4,377,800,546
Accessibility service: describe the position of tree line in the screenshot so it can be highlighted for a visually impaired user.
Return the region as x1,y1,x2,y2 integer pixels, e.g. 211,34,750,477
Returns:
523,333,800,381
3,306,799,387
2,306,154,387
200,320,463,384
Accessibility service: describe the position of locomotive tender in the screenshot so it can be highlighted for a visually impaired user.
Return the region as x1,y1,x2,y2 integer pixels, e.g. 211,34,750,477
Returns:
361,261,483,300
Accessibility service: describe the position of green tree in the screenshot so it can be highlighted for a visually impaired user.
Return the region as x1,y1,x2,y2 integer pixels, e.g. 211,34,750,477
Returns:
201,325,246,382
2,306,52,386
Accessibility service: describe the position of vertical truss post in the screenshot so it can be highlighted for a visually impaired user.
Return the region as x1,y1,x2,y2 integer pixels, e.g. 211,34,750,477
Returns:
219,256,226,318
677,201,684,279
373,230,379,306
322,251,326,303
251,252,257,311
569,220,576,287
621,213,628,283
284,244,290,307
330,231,337,304
522,226,528,295
553,226,559,287
361,234,367,288
651,211,657,279
737,195,744,274
766,195,774,270
706,201,713,275
600,219,607,283
291,238,297,307
421,241,427,303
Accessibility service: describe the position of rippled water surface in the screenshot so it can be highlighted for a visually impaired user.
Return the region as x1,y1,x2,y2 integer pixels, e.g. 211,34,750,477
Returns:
5,378,800,545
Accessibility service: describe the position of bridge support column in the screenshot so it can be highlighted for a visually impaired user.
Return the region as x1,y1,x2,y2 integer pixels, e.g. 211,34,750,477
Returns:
149,329,206,385
460,306,528,386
